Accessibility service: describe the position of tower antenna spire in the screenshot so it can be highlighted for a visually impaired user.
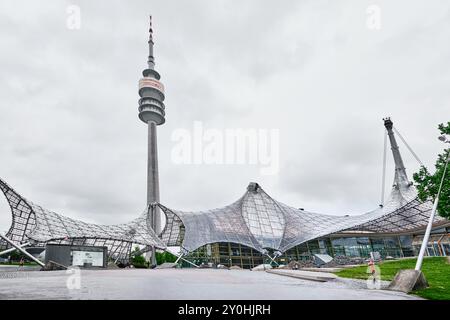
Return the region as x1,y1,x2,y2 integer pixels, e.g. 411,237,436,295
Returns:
147,15,155,69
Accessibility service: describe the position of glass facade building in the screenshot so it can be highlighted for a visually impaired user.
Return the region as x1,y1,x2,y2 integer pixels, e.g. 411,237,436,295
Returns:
183,230,450,269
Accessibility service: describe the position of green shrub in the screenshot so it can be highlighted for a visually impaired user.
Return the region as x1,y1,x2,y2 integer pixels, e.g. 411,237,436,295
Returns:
156,251,177,265
131,247,148,268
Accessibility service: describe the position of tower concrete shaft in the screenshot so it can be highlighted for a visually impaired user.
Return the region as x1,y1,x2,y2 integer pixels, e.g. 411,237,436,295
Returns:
384,117,409,188
147,120,161,233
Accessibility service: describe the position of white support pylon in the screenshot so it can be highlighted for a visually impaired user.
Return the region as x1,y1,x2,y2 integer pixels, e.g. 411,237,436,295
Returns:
174,253,183,264
171,251,199,268
0,242,31,257
266,254,279,266
0,234,44,267
180,257,199,268
415,150,449,271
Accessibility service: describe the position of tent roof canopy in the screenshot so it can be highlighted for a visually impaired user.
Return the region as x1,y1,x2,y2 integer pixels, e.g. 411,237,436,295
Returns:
159,181,444,254
0,178,166,256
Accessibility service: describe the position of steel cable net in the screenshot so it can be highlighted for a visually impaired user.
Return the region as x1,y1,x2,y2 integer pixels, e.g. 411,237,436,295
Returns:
159,181,447,255
0,178,166,262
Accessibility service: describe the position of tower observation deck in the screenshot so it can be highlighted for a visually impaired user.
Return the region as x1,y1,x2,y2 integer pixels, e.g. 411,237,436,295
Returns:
138,16,164,256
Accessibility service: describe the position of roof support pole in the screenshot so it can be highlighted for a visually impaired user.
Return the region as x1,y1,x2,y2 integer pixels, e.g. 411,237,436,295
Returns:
0,242,31,257
0,234,44,267
170,251,199,268
415,151,449,271
174,252,183,264
180,257,199,268
266,254,279,266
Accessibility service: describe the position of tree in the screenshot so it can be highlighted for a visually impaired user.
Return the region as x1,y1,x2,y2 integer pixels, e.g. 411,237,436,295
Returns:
131,246,148,268
155,251,177,265
0,250,30,264
413,122,450,219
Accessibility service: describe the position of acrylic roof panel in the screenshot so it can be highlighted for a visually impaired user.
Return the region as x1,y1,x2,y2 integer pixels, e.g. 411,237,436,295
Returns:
159,181,447,254
158,198,264,253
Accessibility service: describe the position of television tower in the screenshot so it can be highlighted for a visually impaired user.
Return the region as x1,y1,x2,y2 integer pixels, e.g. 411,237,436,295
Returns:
138,16,165,263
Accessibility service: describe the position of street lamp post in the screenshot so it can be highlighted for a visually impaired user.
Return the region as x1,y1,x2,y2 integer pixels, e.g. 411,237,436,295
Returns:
415,135,449,271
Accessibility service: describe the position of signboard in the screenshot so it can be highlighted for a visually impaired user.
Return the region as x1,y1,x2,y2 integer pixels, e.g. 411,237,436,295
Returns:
72,250,104,267
139,78,165,93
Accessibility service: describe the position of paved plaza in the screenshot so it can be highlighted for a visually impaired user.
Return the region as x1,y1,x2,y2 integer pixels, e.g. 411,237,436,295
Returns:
0,267,421,300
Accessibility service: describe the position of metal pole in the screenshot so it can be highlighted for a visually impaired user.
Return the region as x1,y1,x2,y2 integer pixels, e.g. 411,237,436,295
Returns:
415,197,439,271
0,234,44,267
178,256,199,268
174,253,183,264
168,250,199,268
266,254,279,266
415,151,449,271
0,242,31,257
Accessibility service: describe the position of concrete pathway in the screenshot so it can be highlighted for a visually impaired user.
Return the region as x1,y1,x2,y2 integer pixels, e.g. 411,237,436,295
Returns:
0,268,421,300
267,269,338,282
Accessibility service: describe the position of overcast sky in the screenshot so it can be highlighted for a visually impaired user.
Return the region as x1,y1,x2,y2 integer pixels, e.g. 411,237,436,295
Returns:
0,0,449,231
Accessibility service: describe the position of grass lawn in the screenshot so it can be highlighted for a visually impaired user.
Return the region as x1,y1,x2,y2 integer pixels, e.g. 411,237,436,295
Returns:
0,262,38,266
335,257,450,300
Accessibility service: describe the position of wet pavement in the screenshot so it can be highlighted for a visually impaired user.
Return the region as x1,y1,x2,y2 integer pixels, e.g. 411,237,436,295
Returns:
0,267,421,300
